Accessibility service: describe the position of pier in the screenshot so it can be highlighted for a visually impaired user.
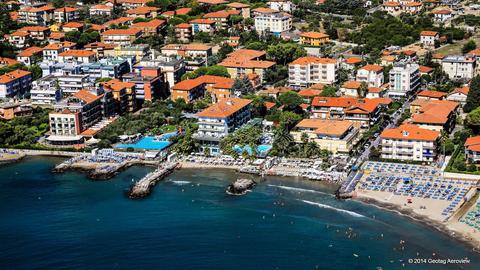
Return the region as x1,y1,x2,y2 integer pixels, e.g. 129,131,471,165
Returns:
129,162,178,199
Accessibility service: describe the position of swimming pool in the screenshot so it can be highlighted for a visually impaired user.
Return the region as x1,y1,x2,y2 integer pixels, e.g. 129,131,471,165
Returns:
116,136,172,150
233,144,272,155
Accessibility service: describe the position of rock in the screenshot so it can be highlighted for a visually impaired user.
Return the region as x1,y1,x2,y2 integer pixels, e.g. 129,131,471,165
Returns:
226,178,256,195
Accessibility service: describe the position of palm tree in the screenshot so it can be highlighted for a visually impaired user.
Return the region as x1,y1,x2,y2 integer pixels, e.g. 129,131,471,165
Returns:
273,125,293,157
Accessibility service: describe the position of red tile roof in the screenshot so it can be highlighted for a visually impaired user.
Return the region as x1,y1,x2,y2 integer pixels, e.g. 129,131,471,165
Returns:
381,124,439,141
197,97,251,118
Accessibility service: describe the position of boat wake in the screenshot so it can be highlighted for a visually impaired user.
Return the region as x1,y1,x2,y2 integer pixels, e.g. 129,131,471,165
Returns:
169,180,191,185
268,185,330,195
300,200,366,218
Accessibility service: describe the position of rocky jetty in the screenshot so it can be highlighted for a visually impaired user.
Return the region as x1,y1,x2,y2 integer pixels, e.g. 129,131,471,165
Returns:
226,178,256,195
129,162,178,199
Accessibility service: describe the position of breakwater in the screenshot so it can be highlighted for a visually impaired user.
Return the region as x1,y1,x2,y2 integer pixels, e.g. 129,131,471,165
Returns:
129,162,178,199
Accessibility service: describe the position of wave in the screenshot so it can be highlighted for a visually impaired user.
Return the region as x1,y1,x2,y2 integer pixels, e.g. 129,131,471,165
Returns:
300,200,366,218
268,185,329,195
169,180,191,185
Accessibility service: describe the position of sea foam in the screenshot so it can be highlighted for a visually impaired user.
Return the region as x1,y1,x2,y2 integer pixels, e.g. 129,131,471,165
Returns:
300,200,366,218
268,185,330,195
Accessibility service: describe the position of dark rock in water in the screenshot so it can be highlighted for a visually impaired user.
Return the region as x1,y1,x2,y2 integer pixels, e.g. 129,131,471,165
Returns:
226,178,256,195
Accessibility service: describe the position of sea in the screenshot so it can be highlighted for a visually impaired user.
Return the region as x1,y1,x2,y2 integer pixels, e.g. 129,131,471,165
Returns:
0,157,479,270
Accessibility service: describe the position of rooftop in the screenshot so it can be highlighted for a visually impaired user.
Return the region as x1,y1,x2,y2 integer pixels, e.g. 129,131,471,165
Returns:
197,97,252,118
381,124,440,141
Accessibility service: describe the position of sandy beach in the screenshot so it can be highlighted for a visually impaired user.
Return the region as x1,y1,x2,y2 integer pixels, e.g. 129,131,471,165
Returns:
179,161,241,170
356,189,480,251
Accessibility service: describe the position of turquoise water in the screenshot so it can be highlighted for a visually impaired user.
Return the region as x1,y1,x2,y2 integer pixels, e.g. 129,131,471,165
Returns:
1,157,479,269
233,144,272,154
116,136,171,150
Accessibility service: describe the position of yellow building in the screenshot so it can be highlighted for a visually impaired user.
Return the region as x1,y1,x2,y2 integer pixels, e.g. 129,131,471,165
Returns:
49,24,61,32
290,119,359,153
218,49,275,82
299,32,330,46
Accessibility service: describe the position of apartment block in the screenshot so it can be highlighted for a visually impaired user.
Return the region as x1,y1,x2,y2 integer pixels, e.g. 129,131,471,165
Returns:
388,62,420,98
0,70,33,98
288,56,338,88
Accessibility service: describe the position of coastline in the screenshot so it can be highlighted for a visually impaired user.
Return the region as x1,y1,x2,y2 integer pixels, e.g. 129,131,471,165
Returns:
355,194,480,252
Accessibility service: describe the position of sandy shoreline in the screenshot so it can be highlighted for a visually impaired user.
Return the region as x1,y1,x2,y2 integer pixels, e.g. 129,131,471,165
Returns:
179,161,242,170
355,193,480,252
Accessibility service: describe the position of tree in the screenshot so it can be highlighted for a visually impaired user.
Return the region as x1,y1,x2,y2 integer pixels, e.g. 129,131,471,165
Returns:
465,107,480,133
193,32,211,43
53,0,65,8
278,91,303,111
369,146,381,160
357,82,368,98
267,43,307,65
453,155,467,171
231,76,254,96
272,125,294,157
320,85,337,97
462,40,476,54
279,111,302,130
181,65,230,80
464,76,480,112
440,138,455,155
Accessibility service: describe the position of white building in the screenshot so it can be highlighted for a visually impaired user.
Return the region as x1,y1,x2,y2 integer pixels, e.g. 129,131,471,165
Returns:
432,9,453,22
58,74,92,95
288,56,338,88
30,75,62,106
441,56,476,81
254,11,292,36
267,1,296,12
356,64,384,87
380,124,439,162
193,97,252,155
58,50,96,64
388,62,420,98
420,31,439,47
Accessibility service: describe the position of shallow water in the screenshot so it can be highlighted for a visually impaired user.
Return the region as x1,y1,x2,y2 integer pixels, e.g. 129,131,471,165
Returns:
0,157,478,270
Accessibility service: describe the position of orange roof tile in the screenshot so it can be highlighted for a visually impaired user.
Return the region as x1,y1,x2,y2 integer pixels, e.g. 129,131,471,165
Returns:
176,23,192,29
290,56,337,65
345,57,362,65
383,1,401,7
54,6,78,13
227,2,250,8
252,7,277,13
198,0,228,4
295,119,354,136
420,31,438,37
197,97,251,118
17,46,43,57
419,66,434,73
410,99,458,125
465,136,480,148
103,79,135,91
432,9,451,14
264,101,276,110
310,83,326,90
204,10,239,18
298,88,322,97
451,86,469,96
62,22,84,28
342,80,362,89
18,26,49,32
176,7,192,15
49,32,65,39
300,31,329,39
131,19,165,29
381,124,439,141
73,89,101,104
190,18,216,24
0,69,31,84
126,6,159,15
0,57,19,66
59,50,96,57
360,64,383,72
417,90,446,99
101,28,142,36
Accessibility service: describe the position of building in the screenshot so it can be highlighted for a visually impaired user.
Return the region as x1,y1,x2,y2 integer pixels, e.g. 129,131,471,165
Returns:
18,4,55,26
219,49,275,82
446,86,469,106
388,62,420,98
62,22,84,33
0,101,33,120
47,89,104,145
254,11,292,36
122,69,167,103
311,96,391,128
226,2,251,18
54,6,79,23
417,90,446,100
290,119,359,153
171,75,233,103
84,42,116,59
16,46,43,66
125,6,159,18
175,23,192,42
203,10,240,30
409,99,459,133
58,74,92,95
102,79,137,113
0,70,32,98
420,31,439,47
131,19,165,36
7,31,30,48
299,32,329,46
441,56,476,81
381,124,439,162
90,4,113,16
190,19,216,35
101,28,143,45
30,75,62,106
268,0,296,12
134,56,185,89
42,42,76,61
288,56,338,88
356,64,384,87
161,43,213,70
81,58,131,82
464,136,480,164
58,50,97,64
17,26,50,41
193,97,252,155
340,80,363,97
432,9,452,22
